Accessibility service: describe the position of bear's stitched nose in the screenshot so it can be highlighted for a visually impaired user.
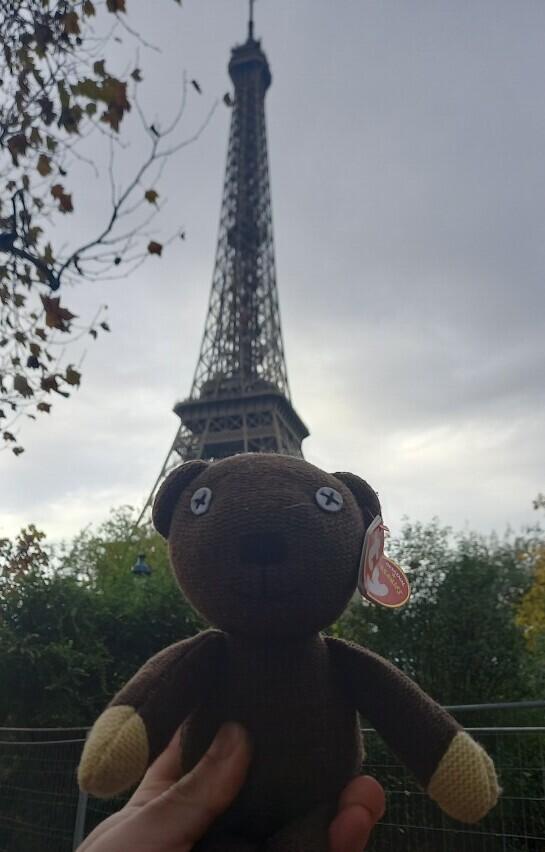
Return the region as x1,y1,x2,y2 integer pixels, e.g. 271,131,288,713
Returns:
239,532,287,566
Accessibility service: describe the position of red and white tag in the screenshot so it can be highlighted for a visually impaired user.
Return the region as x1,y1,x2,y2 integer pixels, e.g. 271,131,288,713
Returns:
358,515,410,608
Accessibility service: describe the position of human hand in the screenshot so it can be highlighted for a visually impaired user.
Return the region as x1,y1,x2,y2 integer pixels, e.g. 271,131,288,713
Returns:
77,722,384,852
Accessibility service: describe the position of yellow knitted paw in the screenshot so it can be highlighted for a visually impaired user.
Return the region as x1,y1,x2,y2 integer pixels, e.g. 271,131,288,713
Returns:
78,705,149,797
427,731,499,823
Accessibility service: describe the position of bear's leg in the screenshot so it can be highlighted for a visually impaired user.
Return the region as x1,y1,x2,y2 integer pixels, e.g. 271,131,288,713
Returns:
265,803,335,852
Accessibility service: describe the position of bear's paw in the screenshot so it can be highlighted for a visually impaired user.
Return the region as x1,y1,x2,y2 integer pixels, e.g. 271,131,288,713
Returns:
78,705,149,797
427,731,499,823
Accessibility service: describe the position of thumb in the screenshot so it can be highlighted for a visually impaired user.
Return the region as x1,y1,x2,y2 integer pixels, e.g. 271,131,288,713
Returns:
146,723,252,849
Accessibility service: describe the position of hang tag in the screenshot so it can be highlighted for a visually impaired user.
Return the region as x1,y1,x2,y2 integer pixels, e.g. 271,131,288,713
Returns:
358,515,411,608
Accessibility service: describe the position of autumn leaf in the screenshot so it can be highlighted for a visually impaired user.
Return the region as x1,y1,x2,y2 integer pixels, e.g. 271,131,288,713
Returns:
106,0,127,11
3,431,16,442
40,295,76,330
40,100,56,126
27,226,43,246
59,104,83,133
29,127,42,146
7,134,28,165
147,241,163,256
37,402,51,413
40,375,59,394
83,1,96,15
99,78,130,132
13,375,34,398
64,366,81,386
50,184,73,213
100,321,110,332
72,78,102,101
101,105,123,132
145,189,159,205
62,12,81,35
12,447,25,456
131,68,142,82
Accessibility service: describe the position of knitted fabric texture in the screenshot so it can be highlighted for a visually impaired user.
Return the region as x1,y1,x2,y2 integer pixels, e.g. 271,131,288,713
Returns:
427,731,500,823
79,453,499,850
78,705,148,797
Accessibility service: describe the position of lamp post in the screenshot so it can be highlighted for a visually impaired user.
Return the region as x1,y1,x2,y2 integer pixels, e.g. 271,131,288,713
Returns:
131,553,152,577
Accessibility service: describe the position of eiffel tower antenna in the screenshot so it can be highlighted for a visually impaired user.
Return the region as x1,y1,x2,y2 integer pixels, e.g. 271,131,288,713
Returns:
248,0,255,39
143,14,309,514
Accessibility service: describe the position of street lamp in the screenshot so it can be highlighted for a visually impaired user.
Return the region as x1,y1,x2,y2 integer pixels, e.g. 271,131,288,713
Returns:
132,553,152,577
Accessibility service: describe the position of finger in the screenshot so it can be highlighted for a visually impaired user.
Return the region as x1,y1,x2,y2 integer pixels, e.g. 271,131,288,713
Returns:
143,722,252,848
329,804,377,852
128,727,184,806
329,777,386,852
337,776,385,820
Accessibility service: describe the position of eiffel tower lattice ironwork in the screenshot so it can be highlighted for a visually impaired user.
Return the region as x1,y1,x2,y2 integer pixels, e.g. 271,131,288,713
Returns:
151,12,308,497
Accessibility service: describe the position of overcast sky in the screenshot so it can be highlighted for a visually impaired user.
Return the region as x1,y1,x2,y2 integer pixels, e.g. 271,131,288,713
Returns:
1,0,544,544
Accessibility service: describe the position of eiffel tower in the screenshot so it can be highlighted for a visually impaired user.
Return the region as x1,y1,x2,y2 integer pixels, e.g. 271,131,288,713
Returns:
150,4,308,499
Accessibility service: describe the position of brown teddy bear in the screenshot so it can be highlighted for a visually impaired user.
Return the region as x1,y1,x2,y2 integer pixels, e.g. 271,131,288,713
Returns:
78,453,499,850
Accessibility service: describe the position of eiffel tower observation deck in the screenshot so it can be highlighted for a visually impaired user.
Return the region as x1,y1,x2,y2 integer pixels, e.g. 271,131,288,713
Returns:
158,6,308,478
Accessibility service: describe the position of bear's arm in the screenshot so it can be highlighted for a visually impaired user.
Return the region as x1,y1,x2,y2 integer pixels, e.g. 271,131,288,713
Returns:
78,629,225,798
326,637,499,823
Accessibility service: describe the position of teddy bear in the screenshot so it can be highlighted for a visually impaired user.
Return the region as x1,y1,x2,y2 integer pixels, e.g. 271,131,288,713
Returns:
78,453,499,851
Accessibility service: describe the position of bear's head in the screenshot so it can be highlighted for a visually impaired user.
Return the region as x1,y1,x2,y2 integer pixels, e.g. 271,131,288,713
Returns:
153,453,380,638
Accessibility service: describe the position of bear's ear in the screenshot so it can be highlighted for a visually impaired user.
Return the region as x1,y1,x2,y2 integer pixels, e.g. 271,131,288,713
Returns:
332,471,381,527
153,460,209,538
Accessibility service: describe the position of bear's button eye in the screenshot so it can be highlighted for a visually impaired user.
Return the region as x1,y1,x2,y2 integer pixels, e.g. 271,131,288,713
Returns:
191,487,212,515
315,487,344,513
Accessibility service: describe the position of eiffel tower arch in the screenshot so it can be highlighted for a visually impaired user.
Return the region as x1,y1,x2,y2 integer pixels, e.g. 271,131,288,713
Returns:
149,9,308,503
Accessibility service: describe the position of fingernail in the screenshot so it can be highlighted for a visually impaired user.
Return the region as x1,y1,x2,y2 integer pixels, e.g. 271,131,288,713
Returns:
207,723,242,760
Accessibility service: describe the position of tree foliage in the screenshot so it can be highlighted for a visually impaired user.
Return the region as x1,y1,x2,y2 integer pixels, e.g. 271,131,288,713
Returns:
0,509,203,726
515,548,545,652
0,522,49,575
514,496,545,653
334,520,540,705
0,0,208,453
1,514,542,727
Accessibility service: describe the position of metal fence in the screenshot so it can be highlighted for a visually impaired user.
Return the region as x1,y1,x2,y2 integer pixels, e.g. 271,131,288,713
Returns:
0,702,543,852
365,706,545,852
